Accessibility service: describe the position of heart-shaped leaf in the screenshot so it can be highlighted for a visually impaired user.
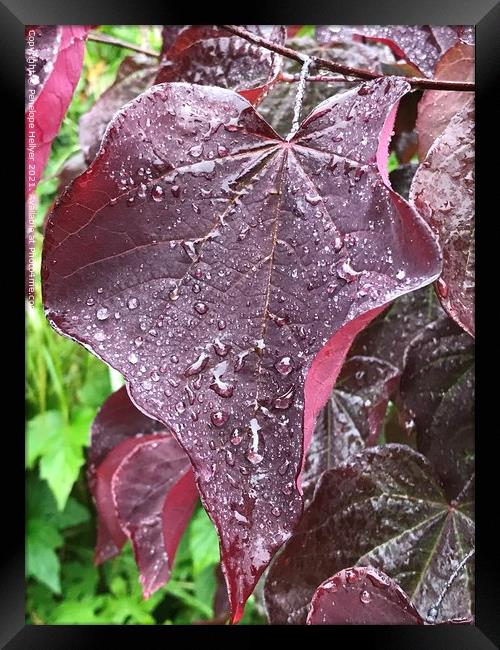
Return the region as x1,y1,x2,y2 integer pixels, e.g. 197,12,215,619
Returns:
411,100,475,337
156,25,286,105
25,25,88,196
89,387,198,596
302,355,399,501
399,315,474,501
42,78,441,621
264,444,474,624
306,567,424,624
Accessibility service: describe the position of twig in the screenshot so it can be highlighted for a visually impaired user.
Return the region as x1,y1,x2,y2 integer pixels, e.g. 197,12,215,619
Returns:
280,72,358,84
87,31,160,59
221,25,475,92
287,57,313,140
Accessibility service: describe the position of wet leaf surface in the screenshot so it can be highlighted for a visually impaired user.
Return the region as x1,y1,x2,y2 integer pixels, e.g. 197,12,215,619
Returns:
302,355,399,501
399,315,475,501
416,42,474,159
348,26,471,78
411,100,475,336
25,25,88,195
306,566,424,624
43,78,441,621
156,26,286,105
264,444,474,624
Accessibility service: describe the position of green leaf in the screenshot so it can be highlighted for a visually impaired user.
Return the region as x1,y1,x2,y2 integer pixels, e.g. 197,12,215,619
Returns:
27,518,63,593
388,150,399,173
48,597,105,624
26,411,64,469
295,25,315,38
33,408,94,510
27,474,89,529
188,507,220,575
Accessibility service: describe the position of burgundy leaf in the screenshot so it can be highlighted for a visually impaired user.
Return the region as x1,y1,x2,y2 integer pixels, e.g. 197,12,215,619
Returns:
411,100,475,336
349,286,441,370
112,434,198,597
264,444,474,624
302,355,399,501
399,315,474,501
156,25,286,105
416,42,474,159
213,563,231,620
42,78,440,621
89,386,165,563
160,26,184,60
79,55,159,164
25,25,88,196
350,26,466,78
306,567,424,624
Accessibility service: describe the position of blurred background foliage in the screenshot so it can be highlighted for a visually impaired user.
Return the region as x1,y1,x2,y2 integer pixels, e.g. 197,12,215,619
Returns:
26,24,264,625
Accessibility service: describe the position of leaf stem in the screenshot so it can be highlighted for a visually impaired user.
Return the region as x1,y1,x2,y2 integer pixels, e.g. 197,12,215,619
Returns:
220,25,475,92
280,72,358,84
426,548,475,622
87,31,160,59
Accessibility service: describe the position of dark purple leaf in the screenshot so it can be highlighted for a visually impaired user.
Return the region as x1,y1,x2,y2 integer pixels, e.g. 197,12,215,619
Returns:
25,25,88,196
89,387,198,595
160,26,184,59
42,78,441,621
264,444,474,624
79,55,159,164
349,286,441,370
411,100,475,337
349,26,468,78
306,567,424,624
416,42,474,159
155,25,286,105
399,315,474,501
302,355,399,501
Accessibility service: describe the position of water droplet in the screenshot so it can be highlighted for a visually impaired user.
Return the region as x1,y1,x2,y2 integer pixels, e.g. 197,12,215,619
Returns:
396,269,406,280
86,297,95,306
271,506,281,517
437,277,448,298
246,450,264,465
282,482,293,495
182,239,200,261
168,286,180,301
305,193,321,206
273,386,295,410
184,351,209,377
230,429,242,445
275,356,293,375
175,401,186,414
94,330,106,342
278,460,290,475
345,569,358,584
234,351,248,372
360,590,372,604
225,449,235,466
142,379,153,391
185,384,196,405
134,336,144,348
170,354,179,364
213,338,230,357
188,144,203,158
427,607,438,622
210,378,234,398
127,297,139,310
171,185,180,198
211,410,229,427
152,185,164,201
194,301,208,315
218,319,226,331
96,307,109,320
128,352,139,364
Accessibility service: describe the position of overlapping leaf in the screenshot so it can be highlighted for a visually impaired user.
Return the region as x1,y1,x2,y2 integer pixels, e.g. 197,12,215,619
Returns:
42,78,441,621
349,286,441,370
302,355,399,501
79,55,159,164
416,42,474,159
348,25,473,78
25,25,88,196
306,567,424,624
156,25,286,105
411,100,475,336
264,444,474,624
399,315,475,501
89,387,198,596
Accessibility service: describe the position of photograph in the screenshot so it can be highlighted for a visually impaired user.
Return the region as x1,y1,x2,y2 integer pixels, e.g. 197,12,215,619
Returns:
24,23,476,630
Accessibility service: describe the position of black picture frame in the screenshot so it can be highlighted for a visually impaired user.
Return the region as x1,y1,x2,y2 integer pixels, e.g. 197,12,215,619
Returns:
8,0,498,646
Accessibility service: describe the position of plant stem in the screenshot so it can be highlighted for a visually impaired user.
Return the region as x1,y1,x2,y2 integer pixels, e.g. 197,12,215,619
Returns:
87,31,160,59
280,72,358,84
221,25,475,92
